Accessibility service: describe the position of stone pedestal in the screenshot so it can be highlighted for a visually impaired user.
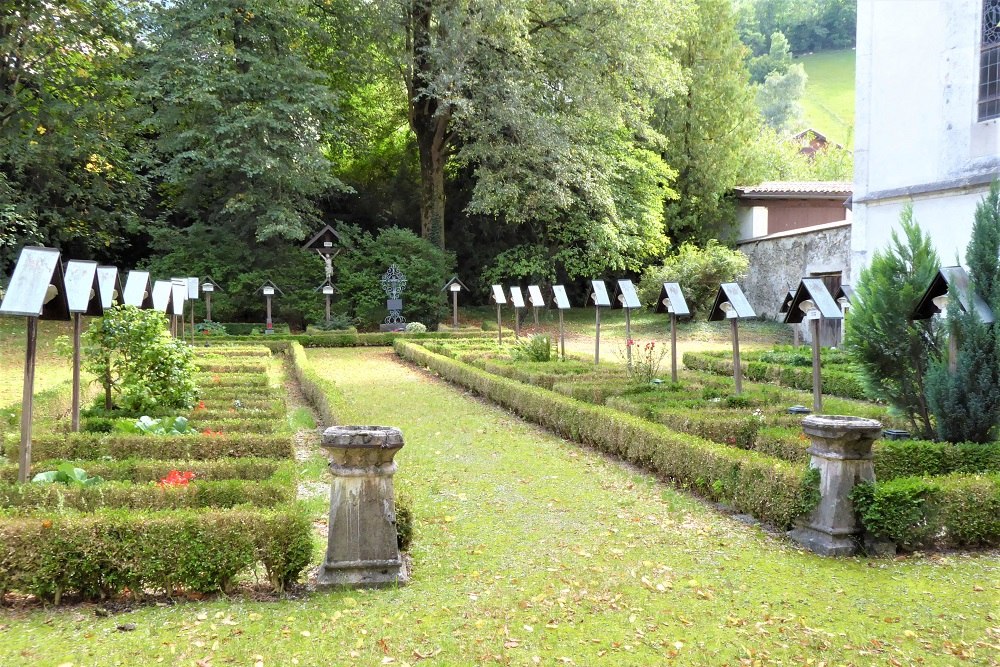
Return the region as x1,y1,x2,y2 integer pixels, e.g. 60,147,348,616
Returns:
318,426,407,588
788,415,882,556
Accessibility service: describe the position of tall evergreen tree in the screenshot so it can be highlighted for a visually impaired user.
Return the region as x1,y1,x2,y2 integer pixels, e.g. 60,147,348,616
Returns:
925,181,1000,443
653,0,761,243
844,206,941,439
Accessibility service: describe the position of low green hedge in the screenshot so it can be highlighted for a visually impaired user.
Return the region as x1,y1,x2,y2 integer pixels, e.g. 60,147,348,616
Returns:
874,440,1000,480
0,505,313,601
194,331,494,349
684,351,867,400
288,341,345,428
194,373,270,389
5,433,293,462
851,473,1000,549
195,362,268,374
0,478,294,512
0,458,286,484
396,340,815,528
185,417,280,434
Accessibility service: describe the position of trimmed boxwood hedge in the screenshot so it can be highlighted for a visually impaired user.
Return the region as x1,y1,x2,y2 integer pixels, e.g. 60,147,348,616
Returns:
0,478,294,512
850,473,1000,549
5,433,294,462
287,342,345,428
395,340,815,528
193,331,495,349
0,458,286,484
0,506,313,601
684,351,867,400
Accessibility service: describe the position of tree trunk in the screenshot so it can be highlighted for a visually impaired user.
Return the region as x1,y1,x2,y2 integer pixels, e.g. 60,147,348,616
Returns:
407,0,450,249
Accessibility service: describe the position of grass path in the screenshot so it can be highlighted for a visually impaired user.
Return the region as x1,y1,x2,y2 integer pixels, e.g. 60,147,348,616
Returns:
0,348,997,666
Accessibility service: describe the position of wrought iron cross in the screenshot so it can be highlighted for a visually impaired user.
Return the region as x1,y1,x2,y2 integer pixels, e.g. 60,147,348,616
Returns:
381,264,408,325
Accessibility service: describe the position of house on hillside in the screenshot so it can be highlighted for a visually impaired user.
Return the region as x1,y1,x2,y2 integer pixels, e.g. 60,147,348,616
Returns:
852,0,1000,278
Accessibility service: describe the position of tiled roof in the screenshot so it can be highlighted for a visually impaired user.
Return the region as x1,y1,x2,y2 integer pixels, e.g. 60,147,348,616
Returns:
734,181,853,197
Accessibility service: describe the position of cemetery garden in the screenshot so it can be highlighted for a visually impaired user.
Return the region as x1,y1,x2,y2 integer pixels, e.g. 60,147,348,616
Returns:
0,273,996,664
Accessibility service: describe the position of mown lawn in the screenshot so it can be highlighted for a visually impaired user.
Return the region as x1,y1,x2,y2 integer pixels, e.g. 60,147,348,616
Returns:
0,346,997,666
0,319,78,407
797,49,856,147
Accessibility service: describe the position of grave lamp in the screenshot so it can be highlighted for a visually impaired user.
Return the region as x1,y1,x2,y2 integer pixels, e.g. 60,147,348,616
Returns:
932,294,949,316
799,299,817,316
719,301,736,318
44,285,59,304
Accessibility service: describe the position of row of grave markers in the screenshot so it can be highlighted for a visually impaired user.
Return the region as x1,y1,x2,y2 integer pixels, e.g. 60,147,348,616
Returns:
0,247,229,482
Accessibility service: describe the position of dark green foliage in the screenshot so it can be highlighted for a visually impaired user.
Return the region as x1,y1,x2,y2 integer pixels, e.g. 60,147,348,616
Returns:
874,440,1000,480
736,1,856,56
637,241,749,314
926,182,1000,442
397,340,815,528
851,474,1000,549
83,305,198,415
844,207,942,438
0,506,313,600
334,226,455,331
394,490,414,552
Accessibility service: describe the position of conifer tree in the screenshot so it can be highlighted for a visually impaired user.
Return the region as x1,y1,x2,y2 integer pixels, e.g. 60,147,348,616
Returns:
925,181,1000,443
844,206,941,439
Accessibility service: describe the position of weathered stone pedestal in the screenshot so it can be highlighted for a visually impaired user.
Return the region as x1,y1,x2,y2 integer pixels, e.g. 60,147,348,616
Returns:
318,426,407,588
788,415,882,556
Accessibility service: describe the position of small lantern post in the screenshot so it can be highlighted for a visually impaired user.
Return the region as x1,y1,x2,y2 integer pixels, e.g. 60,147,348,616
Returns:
316,279,338,324
257,280,283,334
655,282,691,383
64,260,103,432
201,277,222,322
509,286,526,340
912,266,994,374
588,280,611,365
784,278,844,413
707,283,756,395
612,279,641,366
551,285,571,360
490,285,507,345
0,247,70,482
441,276,468,330
527,285,544,327
123,271,154,309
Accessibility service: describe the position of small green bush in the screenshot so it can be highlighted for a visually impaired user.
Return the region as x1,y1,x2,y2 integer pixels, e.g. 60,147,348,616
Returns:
83,305,198,415
509,335,552,362
404,321,428,333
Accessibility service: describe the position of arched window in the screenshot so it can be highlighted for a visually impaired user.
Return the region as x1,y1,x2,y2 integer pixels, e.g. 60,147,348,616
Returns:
979,0,1000,120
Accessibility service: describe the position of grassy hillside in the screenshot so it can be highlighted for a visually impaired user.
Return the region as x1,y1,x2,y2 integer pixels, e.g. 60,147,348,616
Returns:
796,49,856,147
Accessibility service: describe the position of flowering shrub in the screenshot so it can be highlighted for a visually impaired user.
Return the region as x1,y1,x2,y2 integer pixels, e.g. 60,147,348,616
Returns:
194,321,228,336
158,470,195,488
624,339,669,384
202,429,224,437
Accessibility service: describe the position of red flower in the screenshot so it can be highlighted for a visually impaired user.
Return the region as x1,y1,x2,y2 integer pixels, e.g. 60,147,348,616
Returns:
158,470,195,488
201,428,223,437
626,338,635,347
195,400,206,411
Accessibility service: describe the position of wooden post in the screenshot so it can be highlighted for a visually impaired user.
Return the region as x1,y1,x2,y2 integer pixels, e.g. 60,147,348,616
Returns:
731,318,742,395
71,312,82,432
190,301,195,344
625,309,633,366
326,294,332,324
496,304,503,345
948,333,958,374
452,290,459,329
532,306,539,328
514,308,520,340
670,313,678,383
594,306,601,365
812,317,822,413
205,292,213,322
265,295,273,333
19,318,38,483
793,325,800,348
559,309,565,360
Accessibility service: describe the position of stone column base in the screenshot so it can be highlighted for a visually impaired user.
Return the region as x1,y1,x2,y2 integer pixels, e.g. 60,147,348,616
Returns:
788,524,861,557
317,558,408,589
